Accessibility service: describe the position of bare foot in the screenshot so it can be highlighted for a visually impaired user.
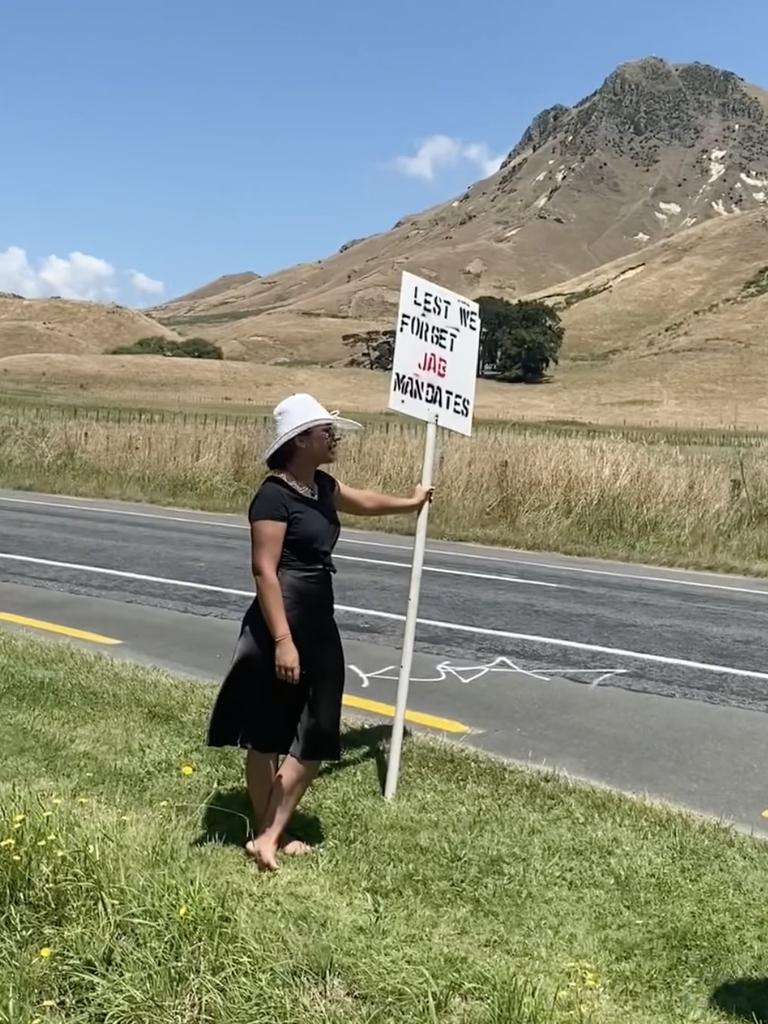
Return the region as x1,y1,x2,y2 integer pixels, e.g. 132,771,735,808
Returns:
281,834,312,856
245,837,279,872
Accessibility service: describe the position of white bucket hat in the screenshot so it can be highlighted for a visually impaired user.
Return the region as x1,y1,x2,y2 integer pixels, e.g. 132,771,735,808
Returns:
263,393,362,462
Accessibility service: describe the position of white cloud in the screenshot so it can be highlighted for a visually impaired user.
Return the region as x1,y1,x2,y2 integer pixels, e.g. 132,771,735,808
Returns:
0,246,42,297
393,134,505,182
394,135,463,181
461,142,505,178
39,251,116,301
129,270,165,296
0,246,163,304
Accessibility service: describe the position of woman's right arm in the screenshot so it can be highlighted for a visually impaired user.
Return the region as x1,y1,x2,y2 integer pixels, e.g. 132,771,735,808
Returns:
251,520,300,684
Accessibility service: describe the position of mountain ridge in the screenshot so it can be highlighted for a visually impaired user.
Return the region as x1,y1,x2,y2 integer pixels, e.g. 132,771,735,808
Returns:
149,56,768,363
1,56,766,374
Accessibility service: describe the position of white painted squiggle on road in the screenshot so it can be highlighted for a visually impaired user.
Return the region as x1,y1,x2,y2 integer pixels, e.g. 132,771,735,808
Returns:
348,656,628,690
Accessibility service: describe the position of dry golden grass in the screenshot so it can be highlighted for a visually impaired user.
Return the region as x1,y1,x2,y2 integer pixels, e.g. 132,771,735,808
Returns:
2,218,766,431
151,212,768,368
2,405,767,573
533,212,768,355
2,351,768,431
0,296,180,358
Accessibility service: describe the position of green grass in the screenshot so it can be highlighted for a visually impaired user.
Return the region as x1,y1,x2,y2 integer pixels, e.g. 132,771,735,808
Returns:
1,632,768,1023
155,308,269,327
740,266,768,300
561,283,610,308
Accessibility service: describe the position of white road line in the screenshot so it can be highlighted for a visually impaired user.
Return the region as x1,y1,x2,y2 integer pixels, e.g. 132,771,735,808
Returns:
337,606,768,682
0,495,243,529
3,492,767,596
0,497,558,587
336,554,562,588
337,538,768,597
0,552,253,596
1,551,766,682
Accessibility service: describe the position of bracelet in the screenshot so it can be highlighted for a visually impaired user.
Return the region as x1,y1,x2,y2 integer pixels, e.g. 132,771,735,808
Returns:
273,633,291,644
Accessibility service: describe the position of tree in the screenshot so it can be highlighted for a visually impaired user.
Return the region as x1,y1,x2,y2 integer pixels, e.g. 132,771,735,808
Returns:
342,329,394,370
340,296,564,384
477,297,564,382
177,337,223,360
111,336,223,360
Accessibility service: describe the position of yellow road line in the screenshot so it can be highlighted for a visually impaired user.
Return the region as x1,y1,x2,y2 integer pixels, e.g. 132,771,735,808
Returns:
342,693,470,734
0,612,465,727
0,612,122,646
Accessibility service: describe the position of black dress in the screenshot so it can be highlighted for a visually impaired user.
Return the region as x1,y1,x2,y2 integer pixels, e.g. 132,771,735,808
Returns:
206,471,345,761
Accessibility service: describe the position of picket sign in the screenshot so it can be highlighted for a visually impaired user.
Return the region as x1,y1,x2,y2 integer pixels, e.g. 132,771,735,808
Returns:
383,272,481,800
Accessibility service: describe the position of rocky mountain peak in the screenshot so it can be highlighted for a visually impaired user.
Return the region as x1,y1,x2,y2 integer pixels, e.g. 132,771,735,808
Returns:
503,58,767,169
153,57,768,360
455,56,768,264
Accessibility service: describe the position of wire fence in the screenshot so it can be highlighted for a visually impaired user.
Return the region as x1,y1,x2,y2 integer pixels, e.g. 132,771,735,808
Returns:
2,401,768,449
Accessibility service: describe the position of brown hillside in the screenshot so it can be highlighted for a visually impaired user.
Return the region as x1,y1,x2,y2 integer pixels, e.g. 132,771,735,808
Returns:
168,272,261,304
3,324,767,430
153,58,768,362
535,210,768,354
0,297,180,359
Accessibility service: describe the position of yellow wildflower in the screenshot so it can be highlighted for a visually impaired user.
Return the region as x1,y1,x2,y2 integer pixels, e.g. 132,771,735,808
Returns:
13,822,24,830
51,798,62,806
0,838,15,849
40,1000,57,1008
12,855,21,862
180,764,194,777
39,947,53,959
37,839,47,847
56,850,66,858
47,835,56,841
178,904,188,918
13,814,25,824
159,801,169,808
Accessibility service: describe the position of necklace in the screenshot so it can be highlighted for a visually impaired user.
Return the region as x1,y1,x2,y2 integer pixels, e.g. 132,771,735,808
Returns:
272,470,318,500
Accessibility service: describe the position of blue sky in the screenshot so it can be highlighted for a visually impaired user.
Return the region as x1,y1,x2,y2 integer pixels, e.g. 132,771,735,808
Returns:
1,0,766,305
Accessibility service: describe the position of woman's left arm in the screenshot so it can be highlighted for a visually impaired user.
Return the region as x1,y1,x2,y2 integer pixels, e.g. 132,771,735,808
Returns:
335,481,433,517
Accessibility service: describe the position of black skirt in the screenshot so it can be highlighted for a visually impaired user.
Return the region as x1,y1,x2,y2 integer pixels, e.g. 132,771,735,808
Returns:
207,568,345,761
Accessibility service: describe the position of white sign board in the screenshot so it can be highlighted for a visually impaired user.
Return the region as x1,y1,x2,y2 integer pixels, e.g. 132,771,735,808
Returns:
388,271,481,436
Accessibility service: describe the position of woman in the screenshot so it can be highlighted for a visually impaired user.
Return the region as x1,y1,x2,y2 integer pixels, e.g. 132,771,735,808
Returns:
207,393,431,871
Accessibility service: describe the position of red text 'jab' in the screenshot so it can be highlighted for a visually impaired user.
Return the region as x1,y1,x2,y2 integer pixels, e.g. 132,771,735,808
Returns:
416,351,447,378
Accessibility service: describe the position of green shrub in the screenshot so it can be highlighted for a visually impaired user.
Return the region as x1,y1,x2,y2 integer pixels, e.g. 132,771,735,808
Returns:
111,336,223,360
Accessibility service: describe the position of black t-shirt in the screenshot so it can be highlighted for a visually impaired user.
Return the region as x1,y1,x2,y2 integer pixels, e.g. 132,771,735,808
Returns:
247,471,340,572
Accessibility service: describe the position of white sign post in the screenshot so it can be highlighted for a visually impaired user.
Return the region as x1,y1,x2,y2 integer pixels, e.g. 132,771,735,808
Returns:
384,271,480,800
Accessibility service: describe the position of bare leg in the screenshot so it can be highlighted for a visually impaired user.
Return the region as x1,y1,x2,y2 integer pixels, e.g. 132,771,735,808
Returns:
245,750,277,831
245,752,311,856
246,755,320,871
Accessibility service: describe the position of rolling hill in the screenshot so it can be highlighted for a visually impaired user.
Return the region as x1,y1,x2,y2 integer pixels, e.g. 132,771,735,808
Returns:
1,56,767,429
0,296,180,359
150,57,768,363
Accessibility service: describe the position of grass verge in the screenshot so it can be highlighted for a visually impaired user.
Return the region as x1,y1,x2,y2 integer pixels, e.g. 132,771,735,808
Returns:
2,403,768,575
1,632,768,1023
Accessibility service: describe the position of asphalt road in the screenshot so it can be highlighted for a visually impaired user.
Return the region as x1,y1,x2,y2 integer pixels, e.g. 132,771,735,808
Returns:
1,488,767,710
1,488,767,833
